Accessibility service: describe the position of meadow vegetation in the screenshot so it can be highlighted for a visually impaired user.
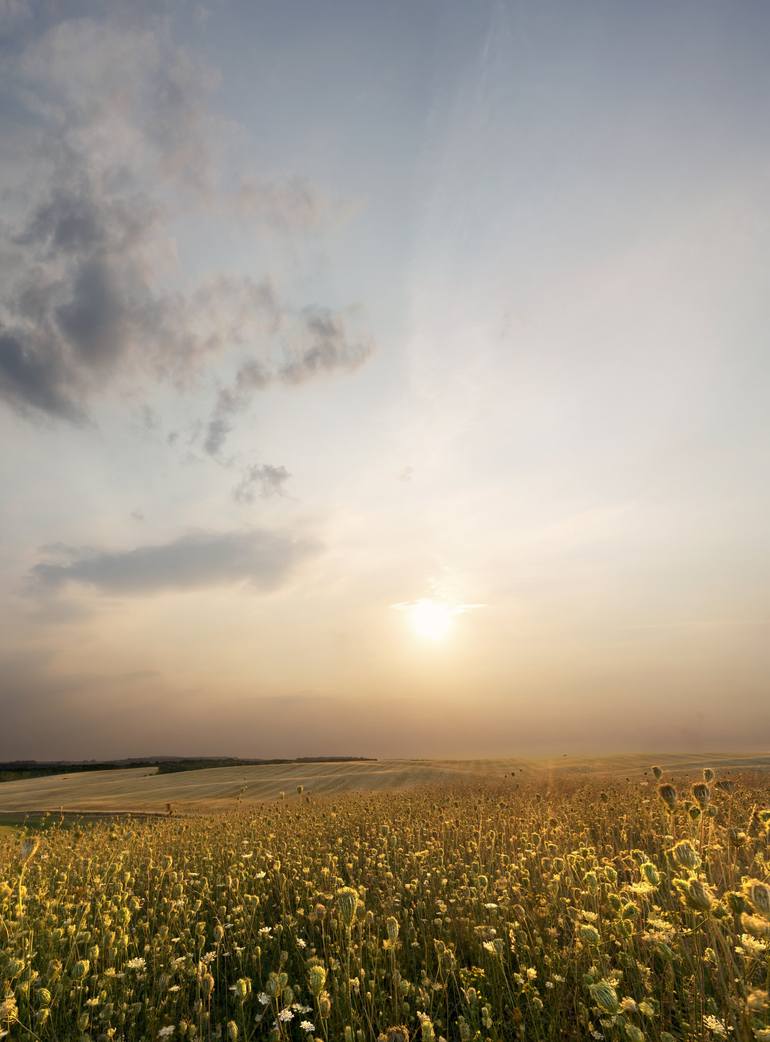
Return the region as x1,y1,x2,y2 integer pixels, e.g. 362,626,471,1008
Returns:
1,769,769,1042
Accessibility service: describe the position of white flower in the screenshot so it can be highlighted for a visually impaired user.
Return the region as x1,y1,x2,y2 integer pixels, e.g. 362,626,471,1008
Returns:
126,957,146,971
296,938,307,949
158,1028,175,1039
278,1009,294,1022
257,993,270,1005
703,1016,728,1038
258,927,272,936
300,1021,315,1033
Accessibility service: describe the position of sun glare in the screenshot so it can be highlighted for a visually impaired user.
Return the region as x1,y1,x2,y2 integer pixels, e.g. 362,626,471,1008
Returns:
406,599,454,641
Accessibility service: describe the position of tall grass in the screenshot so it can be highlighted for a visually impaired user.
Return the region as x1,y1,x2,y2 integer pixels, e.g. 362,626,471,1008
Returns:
0,772,769,1041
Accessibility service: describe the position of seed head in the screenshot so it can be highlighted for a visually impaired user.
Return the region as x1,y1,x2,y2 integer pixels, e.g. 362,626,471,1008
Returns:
670,840,701,872
385,916,400,944
19,836,40,865
308,964,327,998
336,886,359,928
589,981,619,1015
691,783,710,808
658,784,677,810
742,879,770,919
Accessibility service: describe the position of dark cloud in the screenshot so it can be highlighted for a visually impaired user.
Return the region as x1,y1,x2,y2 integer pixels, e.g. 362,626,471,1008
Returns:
30,528,320,596
0,13,374,423
0,327,86,422
233,464,291,504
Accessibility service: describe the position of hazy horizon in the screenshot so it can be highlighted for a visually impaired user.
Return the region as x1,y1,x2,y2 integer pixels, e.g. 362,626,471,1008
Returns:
2,0,769,761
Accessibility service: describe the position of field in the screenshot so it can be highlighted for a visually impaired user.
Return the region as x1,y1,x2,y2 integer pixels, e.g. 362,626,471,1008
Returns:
1,761,770,1042
1,754,769,816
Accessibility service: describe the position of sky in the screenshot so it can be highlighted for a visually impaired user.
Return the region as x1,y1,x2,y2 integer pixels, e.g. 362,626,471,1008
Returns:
1,0,769,761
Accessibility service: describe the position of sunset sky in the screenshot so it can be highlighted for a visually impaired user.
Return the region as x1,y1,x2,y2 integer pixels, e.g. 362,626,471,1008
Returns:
1,0,769,760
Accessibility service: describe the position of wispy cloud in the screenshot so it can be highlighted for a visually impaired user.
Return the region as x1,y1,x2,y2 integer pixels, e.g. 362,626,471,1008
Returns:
204,306,373,456
233,464,291,503
30,528,321,596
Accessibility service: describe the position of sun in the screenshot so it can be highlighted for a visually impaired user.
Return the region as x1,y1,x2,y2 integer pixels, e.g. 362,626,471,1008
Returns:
405,598,454,641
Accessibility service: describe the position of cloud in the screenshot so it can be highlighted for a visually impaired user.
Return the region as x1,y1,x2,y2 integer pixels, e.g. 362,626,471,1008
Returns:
230,176,328,230
233,464,291,504
30,528,320,596
204,306,373,455
0,11,374,423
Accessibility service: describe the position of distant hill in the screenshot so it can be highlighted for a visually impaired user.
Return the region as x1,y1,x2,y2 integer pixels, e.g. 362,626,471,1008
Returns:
0,755,375,784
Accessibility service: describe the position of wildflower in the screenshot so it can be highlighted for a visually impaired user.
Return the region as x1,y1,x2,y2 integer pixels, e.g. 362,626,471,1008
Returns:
296,938,307,949
127,957,147,971
257,992,270,1005
0,993,18,1026
278,1009,294,1022
300,1021,315,1033
233,978,251,999
417,1014,435,1042
158,1028,175,1039
579,924,601,944
703,1015,727,1037
378,1028,410,1042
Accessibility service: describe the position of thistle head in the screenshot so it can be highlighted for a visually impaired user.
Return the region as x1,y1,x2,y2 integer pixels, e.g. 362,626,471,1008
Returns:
691,782,710,808
658,784,677,810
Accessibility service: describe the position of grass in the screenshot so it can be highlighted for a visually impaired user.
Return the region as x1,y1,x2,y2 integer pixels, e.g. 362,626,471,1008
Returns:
0,764,769,1040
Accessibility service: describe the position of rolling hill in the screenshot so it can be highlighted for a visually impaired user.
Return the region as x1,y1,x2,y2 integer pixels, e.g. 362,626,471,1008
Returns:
0,751,768,815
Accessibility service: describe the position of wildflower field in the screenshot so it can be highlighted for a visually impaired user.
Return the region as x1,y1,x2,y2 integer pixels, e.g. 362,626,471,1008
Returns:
1,769,769,1042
